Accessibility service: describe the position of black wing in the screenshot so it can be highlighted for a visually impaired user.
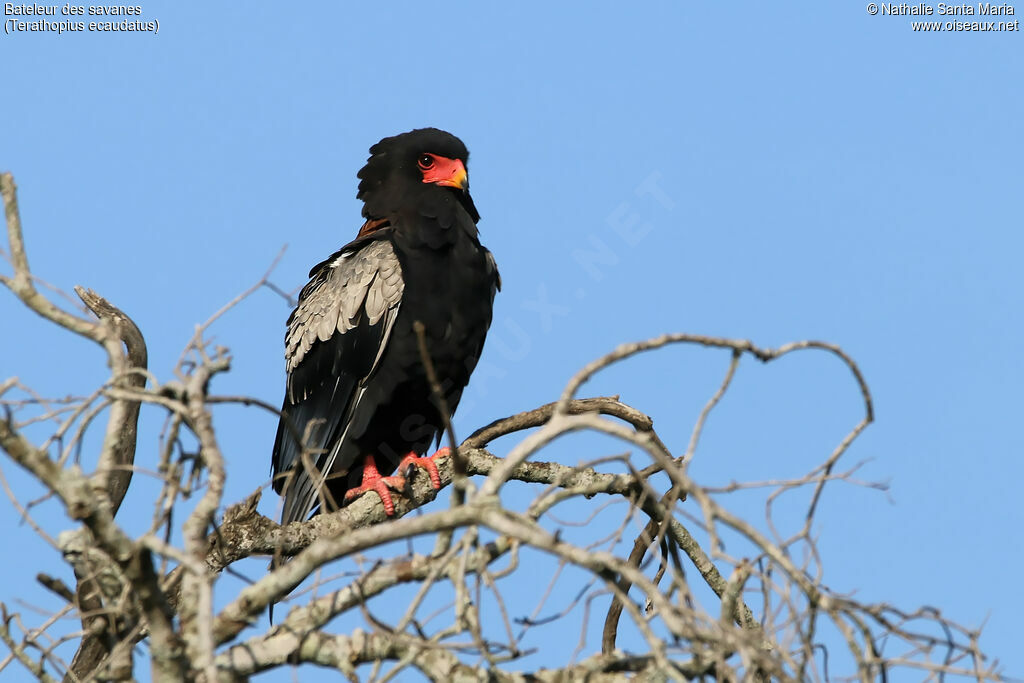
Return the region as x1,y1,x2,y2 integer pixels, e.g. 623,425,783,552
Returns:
271,236,404,524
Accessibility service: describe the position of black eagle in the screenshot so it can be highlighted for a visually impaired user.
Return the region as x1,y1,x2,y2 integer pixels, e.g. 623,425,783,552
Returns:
271,128,500,524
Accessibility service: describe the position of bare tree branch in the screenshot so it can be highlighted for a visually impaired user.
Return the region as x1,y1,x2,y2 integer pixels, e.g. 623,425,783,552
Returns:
0,173,1003,682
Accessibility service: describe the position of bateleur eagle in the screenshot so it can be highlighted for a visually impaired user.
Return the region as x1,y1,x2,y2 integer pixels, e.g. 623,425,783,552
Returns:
271,128,500,524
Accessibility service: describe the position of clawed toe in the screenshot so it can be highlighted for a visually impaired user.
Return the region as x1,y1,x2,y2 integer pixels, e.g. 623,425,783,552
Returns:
398,447,449,490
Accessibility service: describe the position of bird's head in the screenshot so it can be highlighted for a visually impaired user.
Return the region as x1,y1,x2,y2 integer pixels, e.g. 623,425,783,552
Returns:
357,128,480,224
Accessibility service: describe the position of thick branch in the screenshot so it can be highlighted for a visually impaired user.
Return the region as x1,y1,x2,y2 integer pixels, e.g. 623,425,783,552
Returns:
74,286,148,514
216,629,709,681
202,444,644,579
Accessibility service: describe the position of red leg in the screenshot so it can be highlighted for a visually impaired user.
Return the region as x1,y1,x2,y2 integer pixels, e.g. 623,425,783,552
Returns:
343,448,450,516
343,454,407,516
397,446,449,490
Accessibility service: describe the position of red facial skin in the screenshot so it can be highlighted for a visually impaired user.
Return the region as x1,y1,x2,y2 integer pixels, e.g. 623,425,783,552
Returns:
418,153,468,189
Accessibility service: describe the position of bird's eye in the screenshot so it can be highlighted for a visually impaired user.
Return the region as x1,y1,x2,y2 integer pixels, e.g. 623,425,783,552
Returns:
417,154,435,170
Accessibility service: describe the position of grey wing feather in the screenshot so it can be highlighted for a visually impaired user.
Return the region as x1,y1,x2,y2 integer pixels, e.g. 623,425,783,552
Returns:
285,241,401,375
273,239,404,524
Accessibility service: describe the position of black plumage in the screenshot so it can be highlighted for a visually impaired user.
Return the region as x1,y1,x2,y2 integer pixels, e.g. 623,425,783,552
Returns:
271,128,499,524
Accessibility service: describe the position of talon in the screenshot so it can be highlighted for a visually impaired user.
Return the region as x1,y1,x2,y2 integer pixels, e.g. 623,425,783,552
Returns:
343,455,406,516
398,448,447,490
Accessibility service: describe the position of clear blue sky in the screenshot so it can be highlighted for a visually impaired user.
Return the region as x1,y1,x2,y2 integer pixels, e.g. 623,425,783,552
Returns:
2,3,1021,680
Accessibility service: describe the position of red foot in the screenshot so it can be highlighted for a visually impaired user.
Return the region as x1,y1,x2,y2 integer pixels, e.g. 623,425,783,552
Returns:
397,447,448,491
343,454,407,516
344,449,449,516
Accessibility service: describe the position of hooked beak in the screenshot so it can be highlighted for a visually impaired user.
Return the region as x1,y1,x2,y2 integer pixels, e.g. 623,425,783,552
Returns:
421,157,469,191
437,162,468,191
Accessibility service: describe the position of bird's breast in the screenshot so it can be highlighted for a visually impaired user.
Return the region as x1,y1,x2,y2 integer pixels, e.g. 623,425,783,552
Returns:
392,237,494,362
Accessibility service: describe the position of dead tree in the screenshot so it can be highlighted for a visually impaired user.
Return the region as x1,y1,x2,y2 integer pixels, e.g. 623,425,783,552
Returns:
0,172,1004,681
